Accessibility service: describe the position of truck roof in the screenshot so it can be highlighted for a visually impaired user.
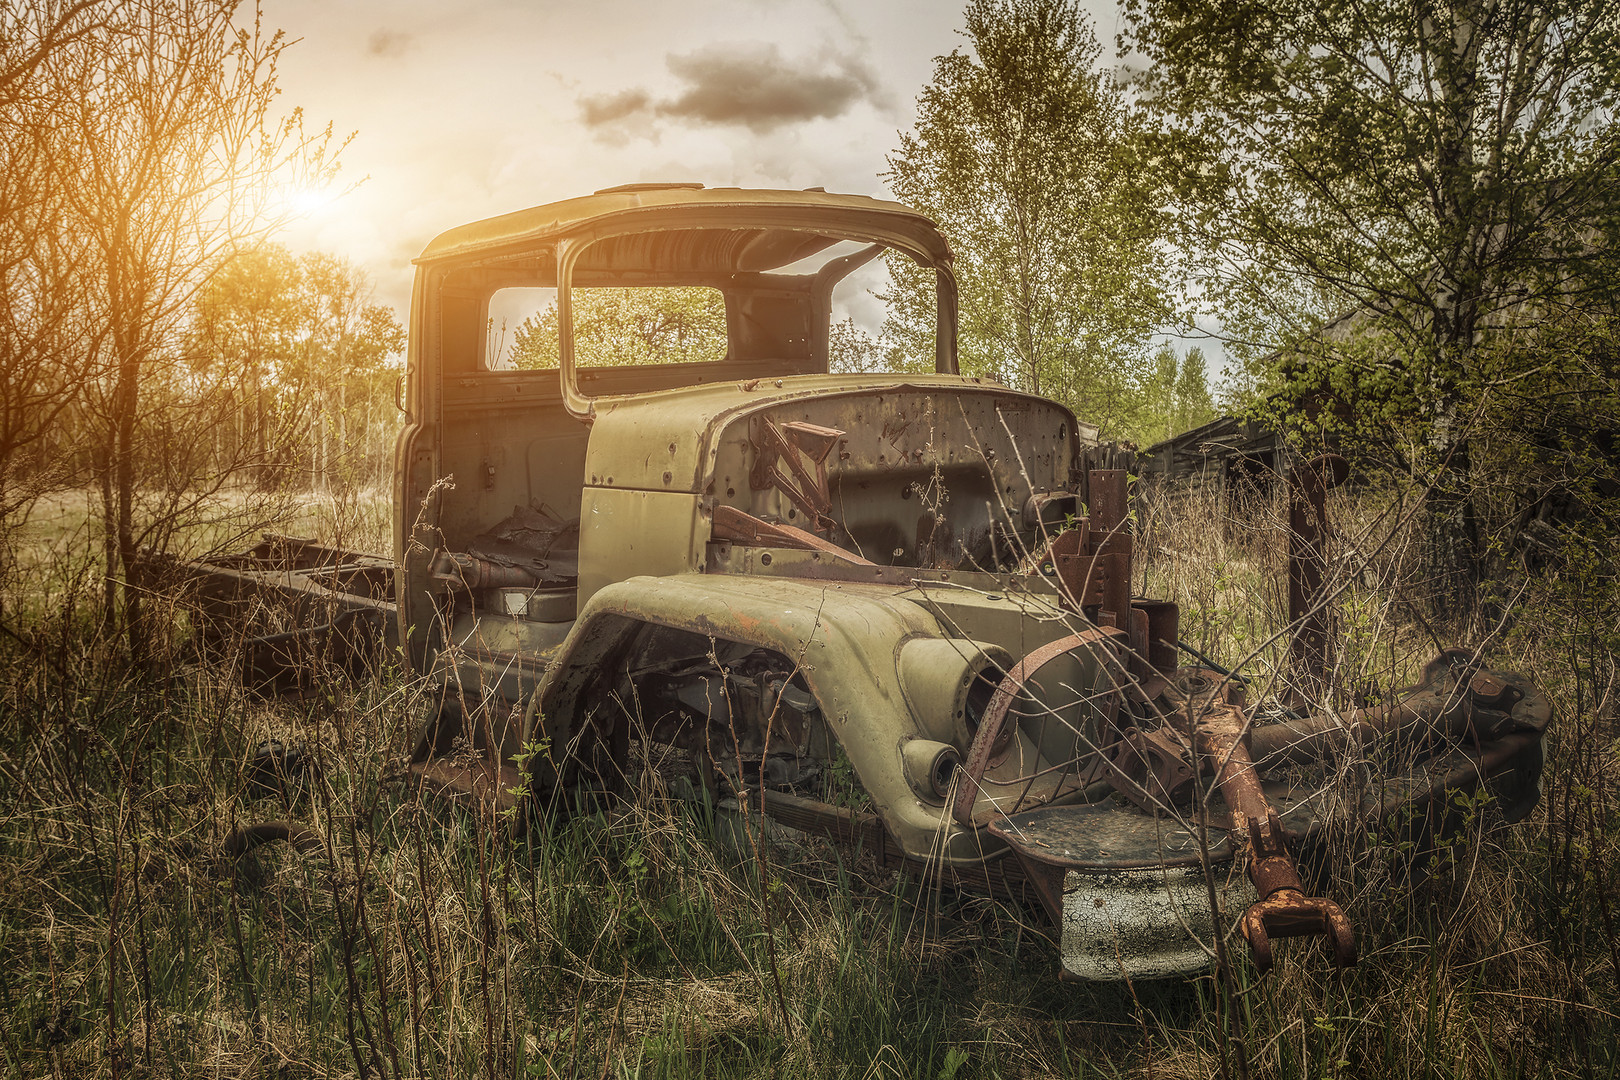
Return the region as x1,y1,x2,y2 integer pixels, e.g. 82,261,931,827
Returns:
414,184,954,272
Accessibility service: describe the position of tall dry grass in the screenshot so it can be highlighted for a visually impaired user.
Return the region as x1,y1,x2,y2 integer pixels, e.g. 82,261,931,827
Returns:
0,477,1614,1078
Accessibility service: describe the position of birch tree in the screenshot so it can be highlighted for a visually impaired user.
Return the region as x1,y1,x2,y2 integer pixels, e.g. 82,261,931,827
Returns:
883,0,1172,437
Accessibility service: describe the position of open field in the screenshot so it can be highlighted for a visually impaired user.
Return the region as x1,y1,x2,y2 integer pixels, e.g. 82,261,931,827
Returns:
5,487,393,567
1,486,1616,1079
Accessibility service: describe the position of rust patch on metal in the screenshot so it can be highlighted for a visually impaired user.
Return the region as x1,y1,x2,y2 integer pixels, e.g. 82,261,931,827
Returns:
410,758,527,815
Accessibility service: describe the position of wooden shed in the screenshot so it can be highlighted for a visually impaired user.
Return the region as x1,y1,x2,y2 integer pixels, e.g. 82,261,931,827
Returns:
1139,414,1296,506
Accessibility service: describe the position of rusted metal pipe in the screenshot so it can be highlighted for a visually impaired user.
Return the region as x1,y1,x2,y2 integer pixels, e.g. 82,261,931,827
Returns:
431,551,539,591
1250,649,1549,768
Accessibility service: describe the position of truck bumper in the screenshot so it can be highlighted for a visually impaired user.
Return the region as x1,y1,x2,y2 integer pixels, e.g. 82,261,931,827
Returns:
1060,863,1256,980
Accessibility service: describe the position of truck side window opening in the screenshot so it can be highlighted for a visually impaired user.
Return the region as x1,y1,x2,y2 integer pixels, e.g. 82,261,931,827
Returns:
484,287,555,370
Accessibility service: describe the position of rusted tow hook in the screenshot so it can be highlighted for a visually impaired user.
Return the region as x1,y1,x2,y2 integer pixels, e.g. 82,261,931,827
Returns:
1236,811,1356,970
1174,674,1358,972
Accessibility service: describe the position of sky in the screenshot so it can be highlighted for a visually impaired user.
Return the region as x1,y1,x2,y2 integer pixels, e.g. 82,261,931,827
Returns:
270,0,1129,321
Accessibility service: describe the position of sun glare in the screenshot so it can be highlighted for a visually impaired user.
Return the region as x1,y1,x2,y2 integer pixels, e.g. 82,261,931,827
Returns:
270,183,339,220
291,186,338,216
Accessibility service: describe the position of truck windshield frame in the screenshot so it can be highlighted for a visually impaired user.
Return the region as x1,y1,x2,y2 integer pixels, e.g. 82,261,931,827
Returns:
554,222,958,421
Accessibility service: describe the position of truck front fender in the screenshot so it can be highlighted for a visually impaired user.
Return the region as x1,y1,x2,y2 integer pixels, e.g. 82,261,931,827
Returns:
528,572,1013,862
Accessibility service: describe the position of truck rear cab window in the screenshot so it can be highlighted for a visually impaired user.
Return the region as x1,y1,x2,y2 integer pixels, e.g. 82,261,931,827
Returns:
486,286,728,371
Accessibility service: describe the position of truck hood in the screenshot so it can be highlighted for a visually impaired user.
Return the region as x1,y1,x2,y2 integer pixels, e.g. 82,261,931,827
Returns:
582,372,1088,494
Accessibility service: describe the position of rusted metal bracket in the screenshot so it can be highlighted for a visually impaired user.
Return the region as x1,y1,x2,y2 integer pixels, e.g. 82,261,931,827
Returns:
1040,470,1179,683
748,416,844,531
1236,810,1356,971
710,504,874,564
1087,469,1133,620
1288,453,1349,699
1100,725,1200,813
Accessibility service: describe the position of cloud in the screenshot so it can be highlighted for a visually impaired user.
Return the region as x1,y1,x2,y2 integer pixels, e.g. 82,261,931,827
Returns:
579,89,653,127
367,29,412,58
661,43,879,131
579,42,883,137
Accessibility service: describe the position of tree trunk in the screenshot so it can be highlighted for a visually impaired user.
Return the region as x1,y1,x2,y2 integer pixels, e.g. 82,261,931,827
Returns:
1419,9,1486,624
112,339,145,662
1421,379,1481,625
338,377,347,486
96,445,117,630
313,387,324,493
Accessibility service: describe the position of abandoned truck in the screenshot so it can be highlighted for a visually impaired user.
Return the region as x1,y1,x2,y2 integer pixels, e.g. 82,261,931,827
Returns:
171,185,1550,980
